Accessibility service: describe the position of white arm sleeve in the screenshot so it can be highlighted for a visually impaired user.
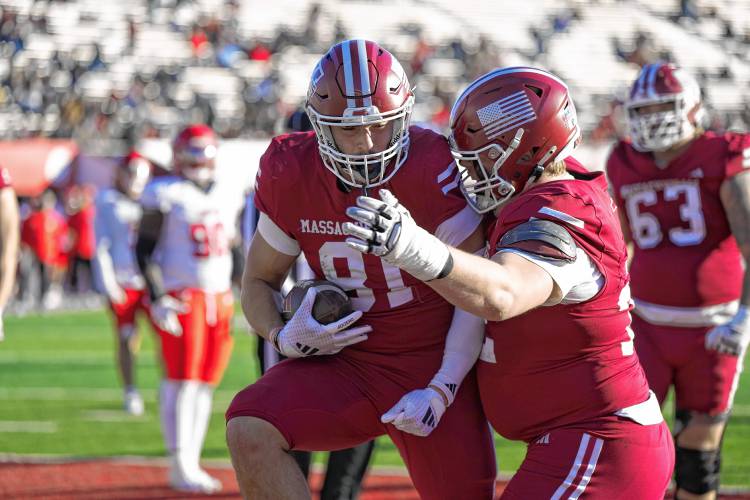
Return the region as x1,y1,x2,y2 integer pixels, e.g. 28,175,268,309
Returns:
92,200,120,296
435,307,485,385
431,248,487,400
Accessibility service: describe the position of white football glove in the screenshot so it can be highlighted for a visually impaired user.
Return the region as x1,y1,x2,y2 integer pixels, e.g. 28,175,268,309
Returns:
151,295,188,337
380,373,457,437
272,288,371,358
107,286,127,306
705,306,750,357
343,189,453,282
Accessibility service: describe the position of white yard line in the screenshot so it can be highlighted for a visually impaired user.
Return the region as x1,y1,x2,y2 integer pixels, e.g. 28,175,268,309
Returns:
0,421,58,433
0,387,237,413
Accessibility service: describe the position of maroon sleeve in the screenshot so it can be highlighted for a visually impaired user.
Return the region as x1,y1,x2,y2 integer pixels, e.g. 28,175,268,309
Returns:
404,131,474,236
724,133,750,179
253,138,297,239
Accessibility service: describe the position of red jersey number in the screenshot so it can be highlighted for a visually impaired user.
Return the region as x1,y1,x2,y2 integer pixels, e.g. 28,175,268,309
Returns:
190,222,228,257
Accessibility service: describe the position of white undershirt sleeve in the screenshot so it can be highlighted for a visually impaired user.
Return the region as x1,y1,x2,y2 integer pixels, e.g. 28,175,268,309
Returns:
256,212,301,257
500,247,604,306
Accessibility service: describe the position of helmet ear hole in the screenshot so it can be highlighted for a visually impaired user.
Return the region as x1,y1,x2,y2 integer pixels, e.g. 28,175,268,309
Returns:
525,85,543,97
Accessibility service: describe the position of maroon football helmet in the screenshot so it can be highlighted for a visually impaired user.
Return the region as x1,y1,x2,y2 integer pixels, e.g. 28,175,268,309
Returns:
117,150,152,199
449,67,581,213
305,39,414,188
626,62,703,152
173,124,218,187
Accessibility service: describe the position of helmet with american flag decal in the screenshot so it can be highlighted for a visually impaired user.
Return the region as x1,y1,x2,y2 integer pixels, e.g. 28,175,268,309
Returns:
305,39,414,189
449,67,581,213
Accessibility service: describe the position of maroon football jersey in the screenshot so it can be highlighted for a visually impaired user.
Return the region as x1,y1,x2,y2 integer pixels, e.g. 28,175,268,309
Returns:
0,167,11,188
480,157,650,442
255,127,477,355
607,132,750,308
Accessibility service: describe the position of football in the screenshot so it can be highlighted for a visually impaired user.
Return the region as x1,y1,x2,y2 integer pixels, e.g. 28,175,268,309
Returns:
281,279,353,325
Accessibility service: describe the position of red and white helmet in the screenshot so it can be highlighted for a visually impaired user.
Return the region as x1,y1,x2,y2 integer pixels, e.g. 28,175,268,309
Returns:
173,124,218,187
626,62,704,152
118,150,152,198
449,67,581,213
305,39,414,188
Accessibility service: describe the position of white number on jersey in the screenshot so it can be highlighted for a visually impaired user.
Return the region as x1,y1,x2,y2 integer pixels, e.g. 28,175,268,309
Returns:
623,182,706,249
318,241,414,311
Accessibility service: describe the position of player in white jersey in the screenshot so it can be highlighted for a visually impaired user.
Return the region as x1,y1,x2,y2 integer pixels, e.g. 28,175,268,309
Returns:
93,151,152,416
136,124,244,494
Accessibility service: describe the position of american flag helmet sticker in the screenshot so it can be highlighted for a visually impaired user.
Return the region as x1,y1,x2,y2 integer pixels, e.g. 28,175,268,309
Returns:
476,90,536,140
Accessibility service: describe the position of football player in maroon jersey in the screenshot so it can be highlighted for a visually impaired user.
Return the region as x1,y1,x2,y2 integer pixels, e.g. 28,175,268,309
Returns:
0,166,19,341
345,67,675,499
606,62,750,500
226,39,496,499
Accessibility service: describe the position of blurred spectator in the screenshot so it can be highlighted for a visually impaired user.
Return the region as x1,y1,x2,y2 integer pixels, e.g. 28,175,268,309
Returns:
248,41,272,62
65,184,96,293
410,34,433,76
20,189,68,310
190,24,210,58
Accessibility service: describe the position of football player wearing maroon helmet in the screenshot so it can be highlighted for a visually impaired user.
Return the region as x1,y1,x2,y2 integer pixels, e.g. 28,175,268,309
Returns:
345,66,675,498
136,124,244,493
226,40,496,500
607,62,750,500
93,151,152,416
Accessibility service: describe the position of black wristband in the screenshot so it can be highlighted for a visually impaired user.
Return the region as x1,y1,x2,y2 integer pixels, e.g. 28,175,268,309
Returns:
433,253,454,281
270,327,283,353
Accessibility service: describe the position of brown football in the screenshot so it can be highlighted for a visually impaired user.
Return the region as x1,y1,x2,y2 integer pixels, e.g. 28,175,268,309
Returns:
281,279,353,325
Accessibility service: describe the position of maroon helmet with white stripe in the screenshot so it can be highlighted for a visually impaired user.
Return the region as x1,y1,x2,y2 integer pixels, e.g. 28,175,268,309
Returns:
305,39,414,188
449,67,581,213
626,62,704,152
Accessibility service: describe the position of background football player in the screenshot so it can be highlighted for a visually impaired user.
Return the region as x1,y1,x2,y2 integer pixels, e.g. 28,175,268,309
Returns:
344,66,675,498
607,62,750,500
136,124,244,493
92,151,152,416
0,166,19,341
226,39,497,500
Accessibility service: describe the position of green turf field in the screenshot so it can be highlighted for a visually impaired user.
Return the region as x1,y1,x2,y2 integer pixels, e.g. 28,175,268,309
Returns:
1,309,749,486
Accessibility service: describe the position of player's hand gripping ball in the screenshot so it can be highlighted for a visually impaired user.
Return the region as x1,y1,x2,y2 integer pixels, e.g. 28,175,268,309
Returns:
274,280,369,357
282,279,354,324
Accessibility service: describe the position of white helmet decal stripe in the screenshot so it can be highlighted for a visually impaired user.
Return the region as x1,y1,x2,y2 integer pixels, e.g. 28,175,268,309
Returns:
342,40,356,108
356,39,373,108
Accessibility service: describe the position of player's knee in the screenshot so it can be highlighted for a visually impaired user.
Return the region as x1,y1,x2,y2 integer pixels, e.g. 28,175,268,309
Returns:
675,445,721,495
226,416,289,463
675,409,727,449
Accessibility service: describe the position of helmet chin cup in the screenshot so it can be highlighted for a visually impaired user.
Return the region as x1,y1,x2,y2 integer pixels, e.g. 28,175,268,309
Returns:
183,166,214,186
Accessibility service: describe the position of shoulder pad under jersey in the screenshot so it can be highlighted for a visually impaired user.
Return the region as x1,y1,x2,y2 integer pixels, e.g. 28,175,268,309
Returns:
497,219,577,262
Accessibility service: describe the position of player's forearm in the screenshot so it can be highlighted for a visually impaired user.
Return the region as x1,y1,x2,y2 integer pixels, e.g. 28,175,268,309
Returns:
0,193,20,309
93,243,120,297
240,276,284,341
425,247,517,321
435,308,484,385
721,173,750,306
